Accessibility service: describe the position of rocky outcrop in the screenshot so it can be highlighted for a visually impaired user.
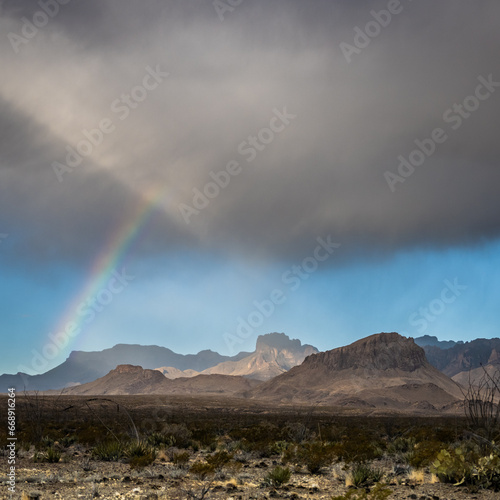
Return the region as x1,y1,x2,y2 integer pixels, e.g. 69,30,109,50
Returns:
303,332,425,372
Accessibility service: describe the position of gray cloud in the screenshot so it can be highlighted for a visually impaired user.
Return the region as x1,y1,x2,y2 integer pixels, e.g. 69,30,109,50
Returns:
0,95,193,266
1,0,500,268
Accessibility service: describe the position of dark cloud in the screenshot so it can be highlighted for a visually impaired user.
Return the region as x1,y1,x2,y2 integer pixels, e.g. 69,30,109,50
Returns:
0,96,193,267
1,0,500,267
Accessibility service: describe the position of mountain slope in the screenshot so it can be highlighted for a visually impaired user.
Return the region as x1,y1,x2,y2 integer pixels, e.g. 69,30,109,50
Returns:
452,361,500,387
248,332,462,410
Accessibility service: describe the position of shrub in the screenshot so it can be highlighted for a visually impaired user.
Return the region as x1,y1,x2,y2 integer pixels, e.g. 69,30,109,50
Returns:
92,441,125,461
462,368,500,441
46,446,61,463
126,440,156,468
205,450,233,470
60,435,77,448
408,440,445,468
147,431,175,448
76,425,103,445
269,440,291,456
333,438,384,464
264,466,291,487
191,423,218,446
161,423,192,448
190,461,216,479
284,422,310,443
386,436,416,455
284,441,335,474
431,447,474,485
33,446,61,463
431,445,500,490
350,463,371,487
474,452,500,490
349,463,384,488
40,435,55,450
172,450,191,467
189,450,235,480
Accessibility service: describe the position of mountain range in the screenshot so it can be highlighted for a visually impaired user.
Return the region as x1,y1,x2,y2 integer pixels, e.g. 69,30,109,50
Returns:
0,344,249,391
0,333,310,390
415,335,500,384
49,332,464,412
2,332,500,412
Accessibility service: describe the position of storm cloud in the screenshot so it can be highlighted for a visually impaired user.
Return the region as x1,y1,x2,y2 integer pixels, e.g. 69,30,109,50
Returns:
1,0,500,267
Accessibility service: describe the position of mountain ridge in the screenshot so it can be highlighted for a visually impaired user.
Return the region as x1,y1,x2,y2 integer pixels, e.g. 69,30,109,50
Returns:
5,332,500,395
0,343,250,391
0,333,315,391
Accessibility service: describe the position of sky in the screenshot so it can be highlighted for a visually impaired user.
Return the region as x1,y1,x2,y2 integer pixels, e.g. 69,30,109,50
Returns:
1,0,499,375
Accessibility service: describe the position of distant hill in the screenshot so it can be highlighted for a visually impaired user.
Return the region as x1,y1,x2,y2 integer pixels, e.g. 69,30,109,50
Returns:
0,344,249,391
50,365,261,396
247,332,462,411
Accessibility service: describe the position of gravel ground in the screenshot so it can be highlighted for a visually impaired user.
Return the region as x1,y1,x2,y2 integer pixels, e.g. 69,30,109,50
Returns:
2,450,499,500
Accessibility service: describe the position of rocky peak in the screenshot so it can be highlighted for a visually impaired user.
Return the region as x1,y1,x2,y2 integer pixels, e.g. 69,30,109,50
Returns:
111,364,169,382
256,332,312,352
113,364,144,374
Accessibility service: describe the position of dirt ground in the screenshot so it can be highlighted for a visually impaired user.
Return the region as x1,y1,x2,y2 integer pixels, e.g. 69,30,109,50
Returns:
2,447,499,500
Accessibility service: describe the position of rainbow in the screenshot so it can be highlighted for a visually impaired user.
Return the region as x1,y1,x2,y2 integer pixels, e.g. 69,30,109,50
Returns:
49,183,174,353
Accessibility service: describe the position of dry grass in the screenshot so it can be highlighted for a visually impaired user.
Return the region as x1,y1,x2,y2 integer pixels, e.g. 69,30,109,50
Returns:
408,469,425,483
